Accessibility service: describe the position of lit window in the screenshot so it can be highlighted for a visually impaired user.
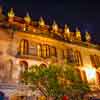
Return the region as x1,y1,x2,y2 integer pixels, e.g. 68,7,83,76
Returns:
74,50,83,66
67,48,74,63
90,55,100,68
19,39,29,55
50,46,57,57
41,45,50,58
29,43,37,56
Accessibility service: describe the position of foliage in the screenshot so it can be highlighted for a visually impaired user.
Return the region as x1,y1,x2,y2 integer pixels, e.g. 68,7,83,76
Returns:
21,61,90,100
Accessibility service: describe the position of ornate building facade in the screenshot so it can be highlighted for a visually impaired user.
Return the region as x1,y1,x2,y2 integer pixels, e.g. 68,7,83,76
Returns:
0,6,100,91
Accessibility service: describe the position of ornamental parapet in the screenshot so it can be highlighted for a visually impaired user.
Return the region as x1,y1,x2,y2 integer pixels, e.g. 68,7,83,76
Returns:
0,6,99,50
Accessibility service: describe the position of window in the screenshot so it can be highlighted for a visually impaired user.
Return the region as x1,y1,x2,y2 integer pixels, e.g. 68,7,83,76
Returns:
75,68,82,81
19,39,29,55
20,61,28,72
37,44,42,57
66,48,83,66
67,48,75,63
74,50,83,66
29,43,38,56
41,45,50,58
90,55,100,68
49,46,57,57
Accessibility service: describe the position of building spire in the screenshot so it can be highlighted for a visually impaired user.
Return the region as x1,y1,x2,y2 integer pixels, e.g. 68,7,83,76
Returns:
85,31,91,42
8,8,15,18
39,16,45,26
64,24,71,41
52,20,58,32
64,24,70,33
75,27,81,41
24,12,31,24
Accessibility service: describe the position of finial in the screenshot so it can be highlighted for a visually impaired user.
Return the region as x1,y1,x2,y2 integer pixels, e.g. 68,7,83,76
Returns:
64,24,70,33
24,12,31,24
39,16,45,26
52,20,58,32
8,8,15,18
85,31,91,42
64,24,71,41
23,24,26,31
75,27,81,41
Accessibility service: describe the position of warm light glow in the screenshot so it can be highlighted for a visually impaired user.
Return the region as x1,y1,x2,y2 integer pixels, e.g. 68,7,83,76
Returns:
64,24,70,33
85,31,91,42
85,67,96,82
52,21,58,32
24,12,31,24
39,17,45,26
8,8,15,18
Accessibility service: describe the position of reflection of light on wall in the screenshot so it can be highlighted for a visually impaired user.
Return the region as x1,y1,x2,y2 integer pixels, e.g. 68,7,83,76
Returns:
85,67,96,82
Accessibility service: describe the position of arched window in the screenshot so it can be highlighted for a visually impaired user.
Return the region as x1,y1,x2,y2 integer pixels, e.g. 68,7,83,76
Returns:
74,50,83,66
67,48,74,63
19,39,29,55
90,55,100,68
39,63,47,68
41,45,50,58
6,59,13,81
66,48,83,66
19,61,28,72
49,46,57,57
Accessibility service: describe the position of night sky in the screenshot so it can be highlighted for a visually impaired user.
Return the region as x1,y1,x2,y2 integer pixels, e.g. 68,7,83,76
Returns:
0,0,100,44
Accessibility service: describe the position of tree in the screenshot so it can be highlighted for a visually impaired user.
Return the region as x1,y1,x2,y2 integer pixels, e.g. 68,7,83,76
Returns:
21,61,90,100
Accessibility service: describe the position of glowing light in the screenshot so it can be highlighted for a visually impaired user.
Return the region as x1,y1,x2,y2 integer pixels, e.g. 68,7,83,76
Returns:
64,24,70,33
85,67,96,82
39,17,45,26
52,20,58,32
85,31,91,42
8,8,15,18
24,12,31,24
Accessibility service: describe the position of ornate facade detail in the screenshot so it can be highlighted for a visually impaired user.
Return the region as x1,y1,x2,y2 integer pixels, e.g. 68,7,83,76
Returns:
0,6,100,89
8,8,15,22
85,31,91,42
24,12,31,24
38,17,45,27
52,20,58,33
75,27,81,41
64,24,70,41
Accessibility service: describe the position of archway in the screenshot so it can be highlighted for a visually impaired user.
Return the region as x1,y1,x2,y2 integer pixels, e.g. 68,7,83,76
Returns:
39,63,47,68
19,61,28,72
6,59,13,81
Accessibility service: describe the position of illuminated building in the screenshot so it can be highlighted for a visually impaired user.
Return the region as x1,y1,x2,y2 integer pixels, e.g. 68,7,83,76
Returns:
0,6,100,97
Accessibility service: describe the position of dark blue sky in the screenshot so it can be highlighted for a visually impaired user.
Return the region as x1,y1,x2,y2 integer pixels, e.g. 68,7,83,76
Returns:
1,0,100,43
